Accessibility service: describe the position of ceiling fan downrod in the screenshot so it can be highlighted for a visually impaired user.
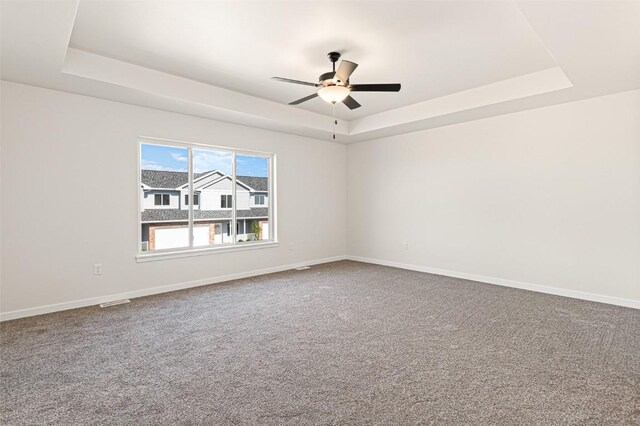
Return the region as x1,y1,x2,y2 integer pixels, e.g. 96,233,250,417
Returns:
328,51,341,73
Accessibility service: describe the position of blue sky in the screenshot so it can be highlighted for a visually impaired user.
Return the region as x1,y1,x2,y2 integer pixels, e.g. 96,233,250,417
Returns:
141,144,268,177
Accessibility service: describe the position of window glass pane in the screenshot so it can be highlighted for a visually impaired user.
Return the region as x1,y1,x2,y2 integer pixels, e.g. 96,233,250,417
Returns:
140,143,189,251
220,194,233,208
192,148,233,247
236,154,270,243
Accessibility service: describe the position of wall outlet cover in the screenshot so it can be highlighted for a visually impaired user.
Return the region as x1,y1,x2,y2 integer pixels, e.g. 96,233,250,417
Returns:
93,264,103,275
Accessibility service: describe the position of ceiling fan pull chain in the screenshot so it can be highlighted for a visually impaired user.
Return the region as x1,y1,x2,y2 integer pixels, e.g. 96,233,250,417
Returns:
332,103,337,140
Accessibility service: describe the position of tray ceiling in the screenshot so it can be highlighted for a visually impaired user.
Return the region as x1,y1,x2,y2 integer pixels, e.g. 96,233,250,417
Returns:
2,0,639,143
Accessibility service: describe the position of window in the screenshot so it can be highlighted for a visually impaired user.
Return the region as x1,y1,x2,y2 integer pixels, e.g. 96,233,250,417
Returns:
220,194,232,209
154,193,170,206
236,154,270,243
139,139,275,257
184,194,199,205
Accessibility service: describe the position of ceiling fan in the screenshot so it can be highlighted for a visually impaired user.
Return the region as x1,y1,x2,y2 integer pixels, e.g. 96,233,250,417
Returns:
272,52,401,110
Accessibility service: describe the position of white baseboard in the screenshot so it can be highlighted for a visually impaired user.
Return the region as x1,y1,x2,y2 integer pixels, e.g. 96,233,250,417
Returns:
0,255,347,322
3,254,636,321
346,255,640,310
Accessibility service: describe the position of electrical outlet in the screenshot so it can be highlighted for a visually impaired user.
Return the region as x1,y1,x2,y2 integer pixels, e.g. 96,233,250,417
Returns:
93,264,103,275
402,242,409,250
289,243,294,251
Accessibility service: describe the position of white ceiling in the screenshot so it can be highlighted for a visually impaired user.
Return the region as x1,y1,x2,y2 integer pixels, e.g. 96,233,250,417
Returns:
2,0,640,143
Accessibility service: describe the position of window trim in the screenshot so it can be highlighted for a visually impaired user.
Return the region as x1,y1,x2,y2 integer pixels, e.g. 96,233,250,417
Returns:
255,194,265,205
184,193,199,206
220,194,232,209
137,136,277,261
154,193,171,206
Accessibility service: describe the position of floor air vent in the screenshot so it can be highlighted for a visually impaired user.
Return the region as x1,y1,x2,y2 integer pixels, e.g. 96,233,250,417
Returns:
99,299,130,308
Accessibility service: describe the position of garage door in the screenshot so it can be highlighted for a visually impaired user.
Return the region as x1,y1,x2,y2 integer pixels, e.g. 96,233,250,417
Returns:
154,225,209,250
193,225,210,247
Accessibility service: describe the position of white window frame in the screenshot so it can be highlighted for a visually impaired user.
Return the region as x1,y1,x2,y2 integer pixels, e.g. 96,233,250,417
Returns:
255,194,265,205
154,193,170,206
136,137,277,262
184,193,199,206
220,194,232,209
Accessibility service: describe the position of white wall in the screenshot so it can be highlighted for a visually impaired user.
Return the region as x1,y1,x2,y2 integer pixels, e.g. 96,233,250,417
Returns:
2,81,638,317
348,89,640,304
0,81,347,315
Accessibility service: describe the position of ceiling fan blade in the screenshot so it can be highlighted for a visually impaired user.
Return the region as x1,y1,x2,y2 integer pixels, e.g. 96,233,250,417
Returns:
349,83,401,92
342,95,361,110
272,77,320,87
334,60,358,84
288,93,318,105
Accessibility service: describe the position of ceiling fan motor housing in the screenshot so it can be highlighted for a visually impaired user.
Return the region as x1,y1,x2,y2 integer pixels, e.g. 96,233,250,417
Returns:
321,51,346,86
319,71,339,85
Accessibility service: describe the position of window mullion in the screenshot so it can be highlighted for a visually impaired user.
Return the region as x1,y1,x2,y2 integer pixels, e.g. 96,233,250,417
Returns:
231,151,237,244
269,156,274,242
188,148,194,248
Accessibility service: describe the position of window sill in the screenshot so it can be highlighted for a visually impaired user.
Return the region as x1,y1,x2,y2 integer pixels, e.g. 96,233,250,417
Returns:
136,241,279,263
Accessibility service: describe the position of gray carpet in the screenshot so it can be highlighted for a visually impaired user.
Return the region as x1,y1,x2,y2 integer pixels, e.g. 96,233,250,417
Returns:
1,260,639,425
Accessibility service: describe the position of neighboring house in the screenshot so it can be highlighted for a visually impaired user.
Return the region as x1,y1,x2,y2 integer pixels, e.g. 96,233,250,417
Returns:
140,170,269,250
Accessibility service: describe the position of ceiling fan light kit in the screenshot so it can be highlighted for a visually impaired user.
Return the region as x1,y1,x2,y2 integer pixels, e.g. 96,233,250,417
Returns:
318,85,350,104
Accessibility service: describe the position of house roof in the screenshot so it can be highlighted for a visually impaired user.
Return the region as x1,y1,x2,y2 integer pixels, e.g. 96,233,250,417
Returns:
236,175,268,192
141,170,194,189
141,170,267,191
141,207,268,223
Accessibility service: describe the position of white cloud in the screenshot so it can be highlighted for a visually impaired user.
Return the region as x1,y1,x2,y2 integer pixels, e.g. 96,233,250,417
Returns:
141,159,186,172
193,150,232,174
170,152,188,162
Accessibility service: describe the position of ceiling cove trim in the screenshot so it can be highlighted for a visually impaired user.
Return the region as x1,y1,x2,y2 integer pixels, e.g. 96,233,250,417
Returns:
63,47,572,140
62,47,351,138
349,66,573,136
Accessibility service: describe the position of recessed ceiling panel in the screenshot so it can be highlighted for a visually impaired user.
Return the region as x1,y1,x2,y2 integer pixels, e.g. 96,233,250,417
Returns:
69,0,557,120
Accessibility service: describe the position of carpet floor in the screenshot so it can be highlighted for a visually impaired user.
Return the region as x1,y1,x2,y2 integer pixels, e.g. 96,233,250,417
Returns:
1,260,639,425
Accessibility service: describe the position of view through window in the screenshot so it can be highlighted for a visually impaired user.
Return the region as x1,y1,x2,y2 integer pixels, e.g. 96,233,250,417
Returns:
139,141,273,253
